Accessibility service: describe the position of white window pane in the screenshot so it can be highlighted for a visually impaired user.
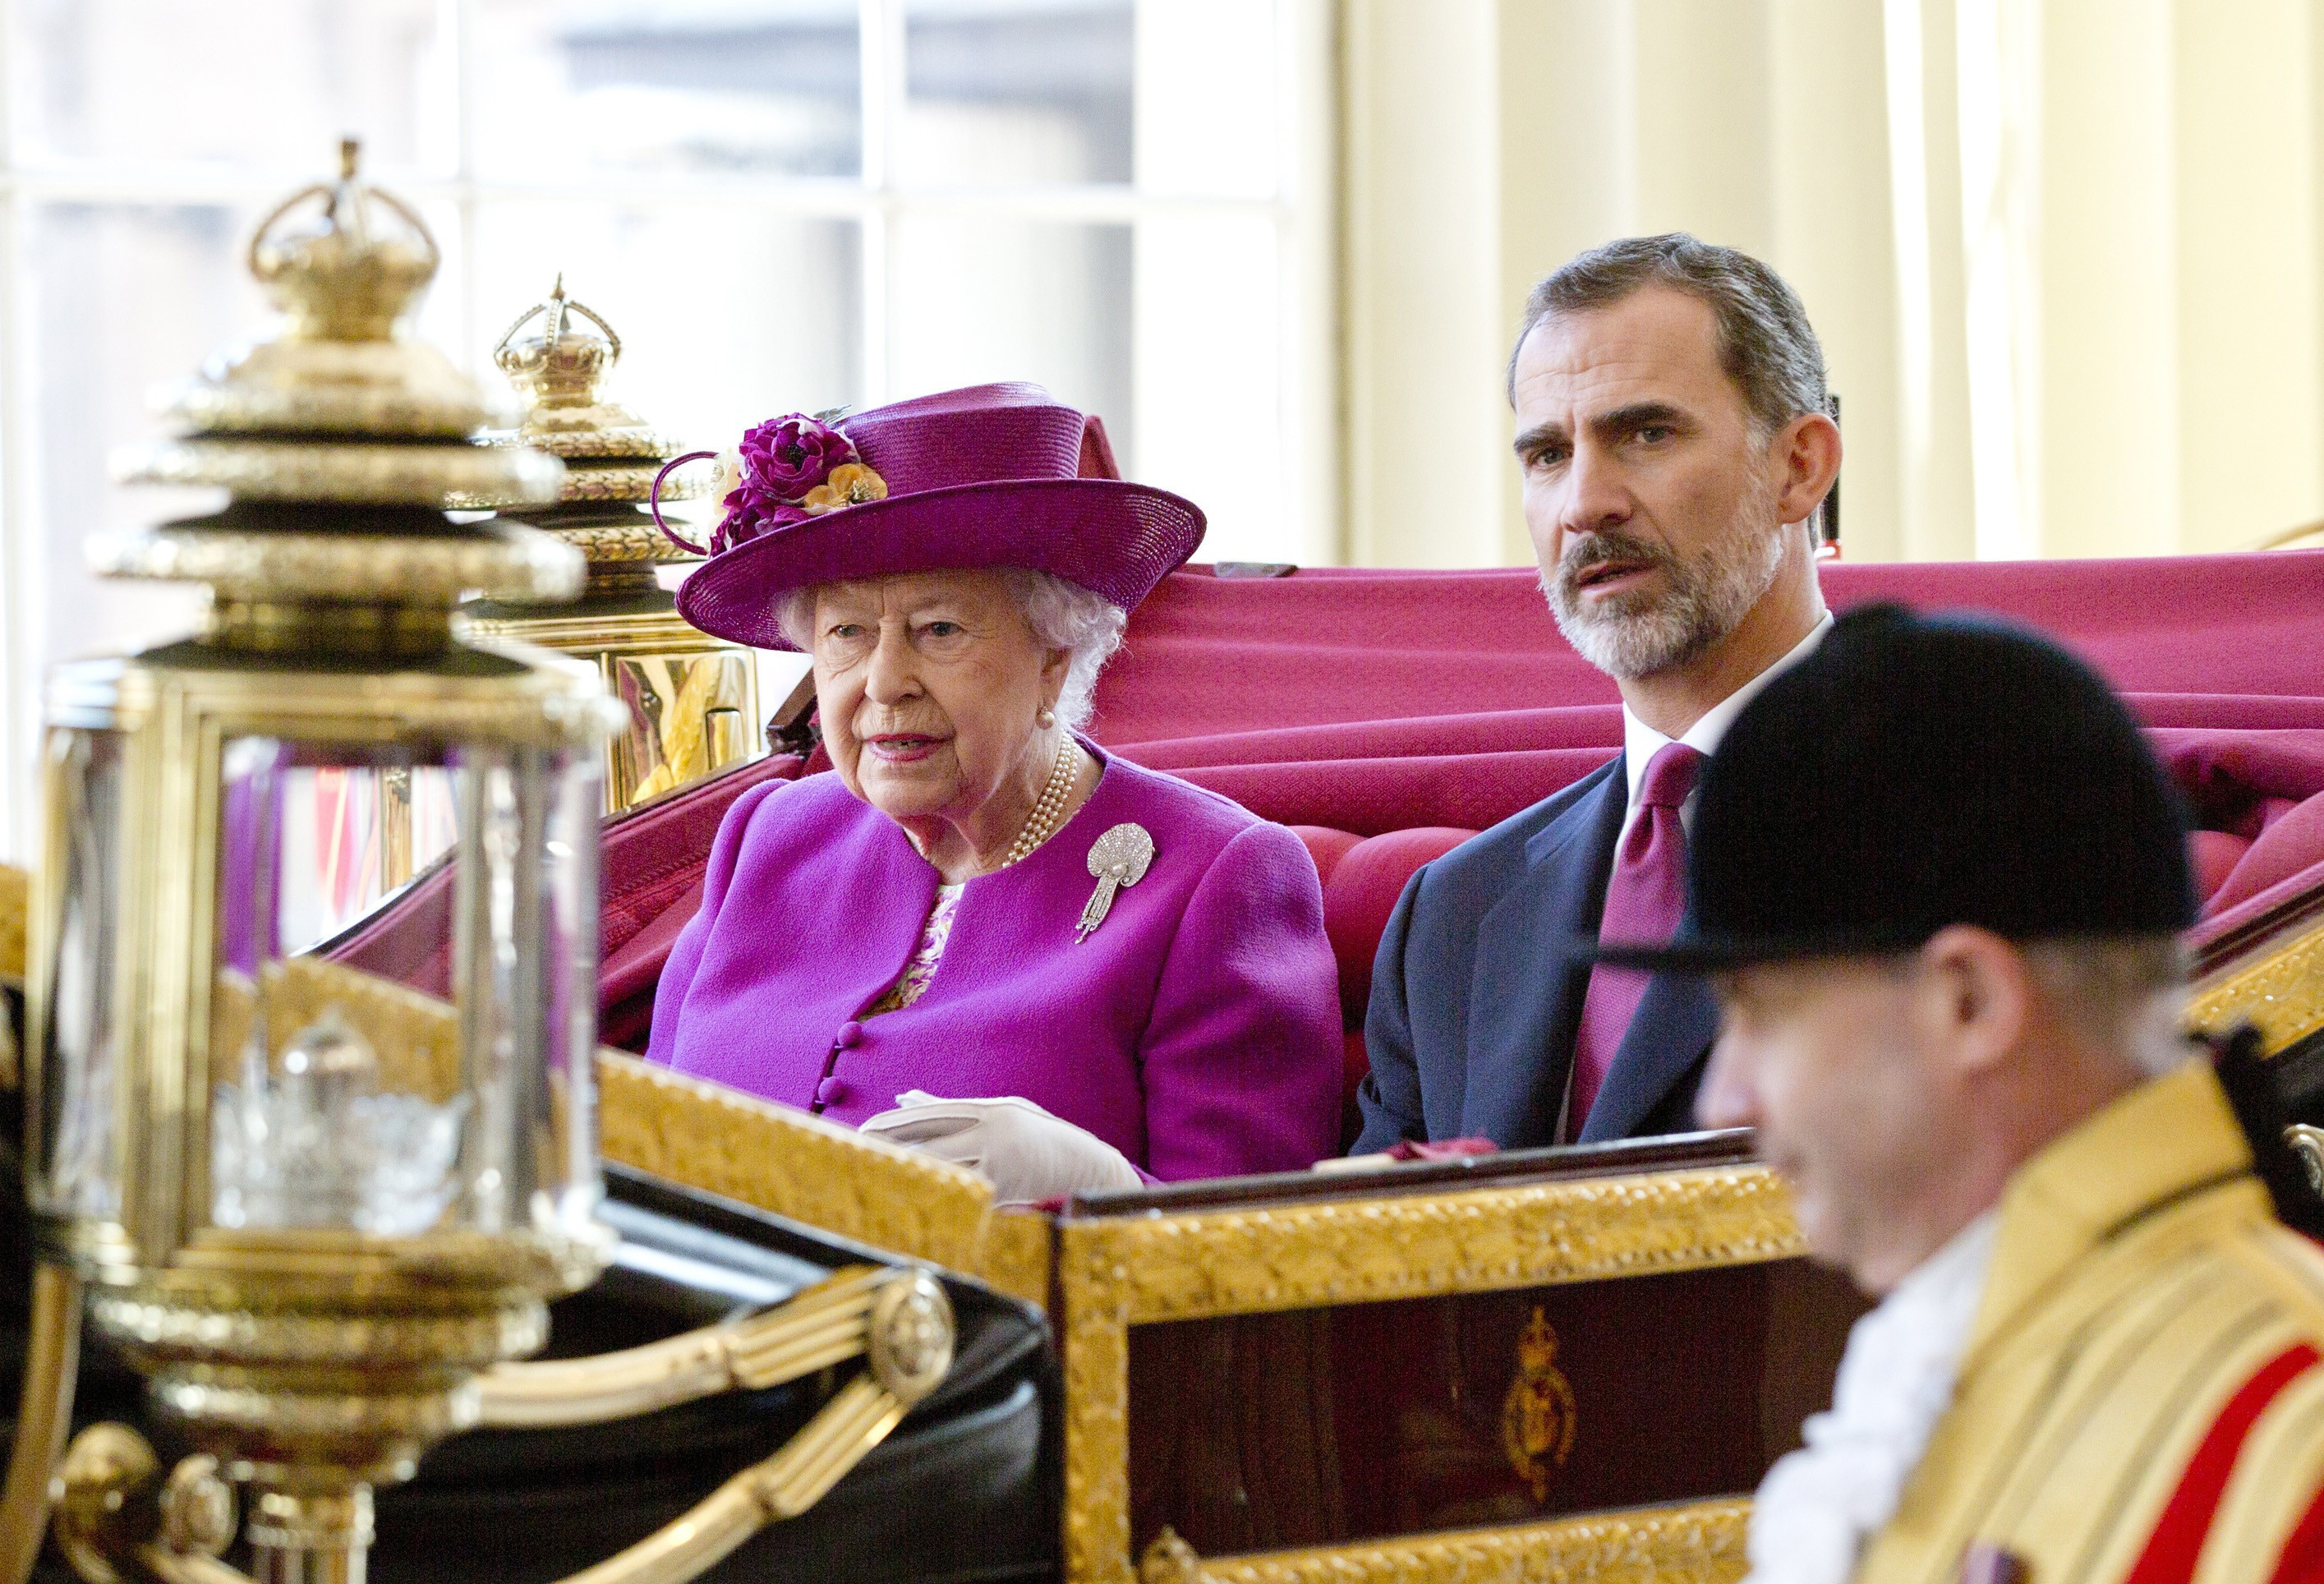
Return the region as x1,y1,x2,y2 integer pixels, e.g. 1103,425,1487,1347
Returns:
1132,212,1288,562
889,214,1131,458
472,202,863,449
1134,0,1280,199
9,0,449,175
899,0,1132,186
23,199,460,671
469,1,863,180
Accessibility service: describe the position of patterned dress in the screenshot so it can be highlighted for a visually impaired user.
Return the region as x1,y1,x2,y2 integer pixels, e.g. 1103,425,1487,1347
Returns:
863,883,964,1016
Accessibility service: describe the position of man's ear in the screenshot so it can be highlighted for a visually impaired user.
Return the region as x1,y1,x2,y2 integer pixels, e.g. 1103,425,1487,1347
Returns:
1771,408,1842,528
1912,926,2032,1078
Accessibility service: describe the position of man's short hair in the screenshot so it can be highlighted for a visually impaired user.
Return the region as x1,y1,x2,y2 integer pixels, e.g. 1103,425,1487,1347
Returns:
2021,935,2192,1078
1508,233,1828,437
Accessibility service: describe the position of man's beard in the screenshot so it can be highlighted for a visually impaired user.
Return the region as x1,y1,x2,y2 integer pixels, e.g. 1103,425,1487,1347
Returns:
1544,491,1789,680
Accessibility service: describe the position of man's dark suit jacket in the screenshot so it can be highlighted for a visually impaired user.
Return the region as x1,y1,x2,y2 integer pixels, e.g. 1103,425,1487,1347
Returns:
1351,756,1719,1151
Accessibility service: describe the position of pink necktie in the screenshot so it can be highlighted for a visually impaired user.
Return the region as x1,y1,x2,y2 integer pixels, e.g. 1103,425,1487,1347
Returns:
1567,742,1705,1138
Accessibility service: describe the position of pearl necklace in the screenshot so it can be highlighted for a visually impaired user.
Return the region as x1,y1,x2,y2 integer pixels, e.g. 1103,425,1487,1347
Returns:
999,736,1080,869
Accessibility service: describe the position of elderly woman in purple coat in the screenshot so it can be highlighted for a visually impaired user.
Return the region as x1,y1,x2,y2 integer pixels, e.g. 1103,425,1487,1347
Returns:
645,382,1342,1200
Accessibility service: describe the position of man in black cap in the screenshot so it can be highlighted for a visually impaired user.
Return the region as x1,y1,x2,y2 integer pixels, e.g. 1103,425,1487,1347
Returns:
1597,604,2324,1584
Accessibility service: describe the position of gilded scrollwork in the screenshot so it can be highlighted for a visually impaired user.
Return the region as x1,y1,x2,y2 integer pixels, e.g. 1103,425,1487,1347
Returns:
529,521,700,564
1061,1287,1133,1584
1134,1500,1751,1584
2188,916,2324,1054
481,427,688,461
1061,1165,1802,1328
594,1052,1001,1278
0,860,25,985
115,438,562,509
555,465,706,504
1055,1168,1796,1583
88,522,583,606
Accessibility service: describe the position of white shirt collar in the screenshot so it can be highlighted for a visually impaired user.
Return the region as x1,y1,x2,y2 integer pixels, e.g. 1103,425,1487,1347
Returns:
1621,612,1834,813
1742,1210,2000,1584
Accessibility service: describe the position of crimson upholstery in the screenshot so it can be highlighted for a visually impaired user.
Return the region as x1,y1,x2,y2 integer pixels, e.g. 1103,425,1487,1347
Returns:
332,551,2324,1080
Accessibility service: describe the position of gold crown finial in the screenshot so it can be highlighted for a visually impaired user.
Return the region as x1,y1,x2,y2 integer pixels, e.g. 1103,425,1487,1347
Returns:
246,140,438,343
495,277,627,418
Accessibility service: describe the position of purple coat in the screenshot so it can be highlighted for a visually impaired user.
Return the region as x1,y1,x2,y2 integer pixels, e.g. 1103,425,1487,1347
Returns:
645,747,1342,1180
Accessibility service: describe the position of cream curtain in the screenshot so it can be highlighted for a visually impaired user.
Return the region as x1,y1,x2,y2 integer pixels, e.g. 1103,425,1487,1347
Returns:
1340,0,2324,566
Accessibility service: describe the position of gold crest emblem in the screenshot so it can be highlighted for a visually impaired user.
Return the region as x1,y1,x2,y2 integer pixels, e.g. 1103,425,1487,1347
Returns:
1501,1306,1578,1501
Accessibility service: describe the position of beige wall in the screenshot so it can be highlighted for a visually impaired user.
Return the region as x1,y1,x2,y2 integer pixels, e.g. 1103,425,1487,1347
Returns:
1340,0,2324,566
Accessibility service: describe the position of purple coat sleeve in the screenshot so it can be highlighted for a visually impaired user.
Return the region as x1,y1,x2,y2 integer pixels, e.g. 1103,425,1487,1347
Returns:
645,780,781,1065
1139,819,1342,1180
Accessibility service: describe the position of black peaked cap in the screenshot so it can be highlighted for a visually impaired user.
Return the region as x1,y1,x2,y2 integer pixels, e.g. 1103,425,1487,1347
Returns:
1593,603,2197,973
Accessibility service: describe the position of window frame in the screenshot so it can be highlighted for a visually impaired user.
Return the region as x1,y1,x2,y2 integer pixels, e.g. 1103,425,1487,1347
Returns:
0,0,1341,859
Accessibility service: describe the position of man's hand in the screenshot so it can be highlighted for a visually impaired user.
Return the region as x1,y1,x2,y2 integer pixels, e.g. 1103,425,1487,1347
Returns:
858,1091,1145,1204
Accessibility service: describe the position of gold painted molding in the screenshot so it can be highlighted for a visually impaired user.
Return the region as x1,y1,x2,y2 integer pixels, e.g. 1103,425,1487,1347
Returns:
2188,916,2324,1054
1138,1500,1751,1584
1056,1167,1797,1584
595,1052,1042,1298
0,861,26,986
1063,1164,1801,1328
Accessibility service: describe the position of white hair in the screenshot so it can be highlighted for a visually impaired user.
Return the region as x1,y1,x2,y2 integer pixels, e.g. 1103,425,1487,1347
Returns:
773,567,1127,730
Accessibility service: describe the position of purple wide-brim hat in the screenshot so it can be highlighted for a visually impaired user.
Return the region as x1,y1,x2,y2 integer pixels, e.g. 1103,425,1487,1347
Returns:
675,382,1205,651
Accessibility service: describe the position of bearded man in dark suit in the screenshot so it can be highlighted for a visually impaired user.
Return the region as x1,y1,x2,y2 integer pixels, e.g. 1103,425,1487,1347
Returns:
1351,233,1843,1152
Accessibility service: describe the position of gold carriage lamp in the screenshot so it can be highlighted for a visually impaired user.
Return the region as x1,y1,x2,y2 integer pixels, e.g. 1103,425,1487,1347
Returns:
461,278,765,813
23,142,619,1582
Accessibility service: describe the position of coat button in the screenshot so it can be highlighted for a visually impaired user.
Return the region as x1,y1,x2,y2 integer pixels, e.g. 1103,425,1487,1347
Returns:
816,1076,847,1106
835,1020,863,1049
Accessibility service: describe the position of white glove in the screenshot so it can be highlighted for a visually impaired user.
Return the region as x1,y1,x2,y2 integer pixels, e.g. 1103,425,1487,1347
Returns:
858,1090,1145,1204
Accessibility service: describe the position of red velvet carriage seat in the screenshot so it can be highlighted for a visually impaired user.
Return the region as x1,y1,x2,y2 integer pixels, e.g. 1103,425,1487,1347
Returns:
333,550,2324,1109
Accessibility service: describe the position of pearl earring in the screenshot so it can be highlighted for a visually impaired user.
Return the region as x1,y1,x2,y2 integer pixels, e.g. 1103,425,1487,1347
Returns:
1038,707,1056,730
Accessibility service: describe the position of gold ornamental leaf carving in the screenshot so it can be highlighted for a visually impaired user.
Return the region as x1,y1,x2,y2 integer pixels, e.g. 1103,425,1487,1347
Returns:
88,521,583,605
114,437,563,509
595,1052,1000,1277
1056,1169,1793,1583
0,861,25,986
1062,1283,1134,1584
978,1208,1055,1306
1138,1499,1751,1584
1062,1166,1802,1327
2188,916,2324,1055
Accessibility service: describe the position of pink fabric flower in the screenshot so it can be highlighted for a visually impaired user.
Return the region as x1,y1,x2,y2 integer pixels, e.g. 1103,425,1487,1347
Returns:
713,486,808,553
739,414,854,500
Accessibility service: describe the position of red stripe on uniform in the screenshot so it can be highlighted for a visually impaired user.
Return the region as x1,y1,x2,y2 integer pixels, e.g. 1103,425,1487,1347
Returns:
2266,1477,2324,1584
2124,1342,2322,1584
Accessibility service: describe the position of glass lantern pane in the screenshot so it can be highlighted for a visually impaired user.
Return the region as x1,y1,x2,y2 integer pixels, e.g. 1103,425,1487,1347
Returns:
468,0,863,182
209,735,601,1241
7,0,449,176
1131,211,1287,561
900,0,1133,186
1130,0,1282,200
31,727,127,1223
888,214,1131,458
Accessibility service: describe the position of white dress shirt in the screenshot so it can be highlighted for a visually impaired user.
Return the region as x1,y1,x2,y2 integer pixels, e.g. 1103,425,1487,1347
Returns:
1619,612,1834,831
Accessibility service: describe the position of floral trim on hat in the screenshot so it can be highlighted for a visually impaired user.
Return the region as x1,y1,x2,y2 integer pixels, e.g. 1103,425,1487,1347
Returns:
651,409,890,557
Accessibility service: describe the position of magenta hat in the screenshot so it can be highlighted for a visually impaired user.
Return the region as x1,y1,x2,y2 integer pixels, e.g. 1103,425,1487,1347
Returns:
666,382,1205,651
